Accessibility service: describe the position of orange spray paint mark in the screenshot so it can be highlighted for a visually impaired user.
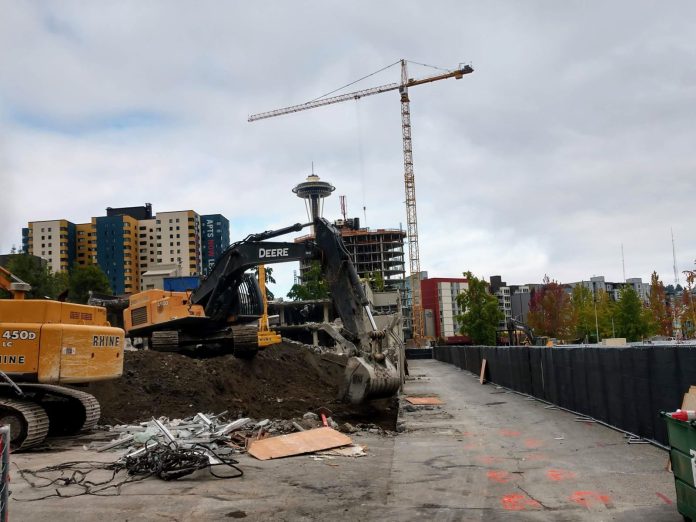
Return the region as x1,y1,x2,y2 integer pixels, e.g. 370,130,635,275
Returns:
570,491,611,508
500,429,521,437
524,438,543,449
501,493,542,511
546,469,576,481
524,453,547,462
464,442,479,451
487,470,511,483
476,455,501,465
655,492,672,505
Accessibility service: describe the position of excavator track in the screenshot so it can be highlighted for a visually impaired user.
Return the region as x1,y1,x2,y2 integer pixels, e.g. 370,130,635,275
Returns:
231,324,260,358
151,330,180,352
0,398,50,450
22,384,101,435
0,384,101,441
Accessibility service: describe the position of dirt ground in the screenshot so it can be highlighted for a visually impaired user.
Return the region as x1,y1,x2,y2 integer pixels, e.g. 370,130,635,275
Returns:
84,342,397,429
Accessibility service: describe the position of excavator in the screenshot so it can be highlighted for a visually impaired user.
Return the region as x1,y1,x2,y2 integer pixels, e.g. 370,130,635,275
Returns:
0,265,124,449
123,217,401,404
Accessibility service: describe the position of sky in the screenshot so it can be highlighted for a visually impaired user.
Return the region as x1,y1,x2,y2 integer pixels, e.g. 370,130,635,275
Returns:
1,1,695,296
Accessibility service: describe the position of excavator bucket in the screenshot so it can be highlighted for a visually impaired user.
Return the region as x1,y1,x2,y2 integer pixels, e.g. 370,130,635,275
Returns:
341,356,401,404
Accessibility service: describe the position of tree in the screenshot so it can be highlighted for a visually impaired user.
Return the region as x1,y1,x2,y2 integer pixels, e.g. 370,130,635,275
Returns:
287,261,328,301
3,254,60,299
570,285,596,342
455,271,503,345
648,271,673,337
68,265,112,304
680,264,696,338
253,265,276,300
369,271,386,292
528,275,573,340
594,289,617,339
615,286,653,341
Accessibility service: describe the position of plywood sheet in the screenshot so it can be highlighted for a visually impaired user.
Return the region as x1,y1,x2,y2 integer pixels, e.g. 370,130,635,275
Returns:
248,427,352,461
405,396,443,405
683,391,696,412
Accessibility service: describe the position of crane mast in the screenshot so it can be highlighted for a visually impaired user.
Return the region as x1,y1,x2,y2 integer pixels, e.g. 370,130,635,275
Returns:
249,60,474,343
399,60,424,341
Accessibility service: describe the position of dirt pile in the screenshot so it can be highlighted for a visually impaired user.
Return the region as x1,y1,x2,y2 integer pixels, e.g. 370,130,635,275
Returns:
85,343,397,430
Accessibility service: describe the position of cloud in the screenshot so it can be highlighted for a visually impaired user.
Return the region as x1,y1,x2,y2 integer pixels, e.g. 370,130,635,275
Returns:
1,0,695,295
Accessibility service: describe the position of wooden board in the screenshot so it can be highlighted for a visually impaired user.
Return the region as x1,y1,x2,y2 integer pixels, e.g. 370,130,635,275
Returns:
480,358,487,384
667,387,696,472
683,390,696,411
248,427,352,461
405,397,443,405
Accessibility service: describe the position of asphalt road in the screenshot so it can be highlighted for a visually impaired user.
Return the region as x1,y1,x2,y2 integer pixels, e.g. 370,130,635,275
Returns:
8,359,681,521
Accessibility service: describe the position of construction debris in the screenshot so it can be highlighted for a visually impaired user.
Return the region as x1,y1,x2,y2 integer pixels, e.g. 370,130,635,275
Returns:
405,396,444,405
85,343,399,432
248,427,353,461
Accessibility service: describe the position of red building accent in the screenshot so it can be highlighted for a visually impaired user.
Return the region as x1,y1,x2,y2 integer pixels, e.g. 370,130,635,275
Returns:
421,277,471,344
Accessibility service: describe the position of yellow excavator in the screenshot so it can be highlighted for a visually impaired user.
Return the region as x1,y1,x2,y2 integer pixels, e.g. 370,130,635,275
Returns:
123,218,401,404
0,265,124,449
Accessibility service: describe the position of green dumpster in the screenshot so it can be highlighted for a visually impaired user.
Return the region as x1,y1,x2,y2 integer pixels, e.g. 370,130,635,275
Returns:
663,412,696,521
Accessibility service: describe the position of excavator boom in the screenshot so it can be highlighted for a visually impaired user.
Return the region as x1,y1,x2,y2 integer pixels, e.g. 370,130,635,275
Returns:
123,218,401,403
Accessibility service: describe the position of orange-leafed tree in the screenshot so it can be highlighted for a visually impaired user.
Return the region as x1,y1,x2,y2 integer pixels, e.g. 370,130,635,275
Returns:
680,264,696,338
648,271,673,336
528,275,574,340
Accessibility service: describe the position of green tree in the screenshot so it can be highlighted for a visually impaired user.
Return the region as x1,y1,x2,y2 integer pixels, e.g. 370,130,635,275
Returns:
571,285,596,342
287,261,328,301
253,265,276,300
594,289,617,339
615,286,653,341
455,271,503,345
3,254,60,299
368,271,385,292
68,265,112,304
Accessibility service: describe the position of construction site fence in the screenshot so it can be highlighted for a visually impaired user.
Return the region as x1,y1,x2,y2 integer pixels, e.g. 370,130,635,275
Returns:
433,344,696,446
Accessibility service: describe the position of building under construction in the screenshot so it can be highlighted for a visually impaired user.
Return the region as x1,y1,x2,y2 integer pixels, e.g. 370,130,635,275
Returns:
295,218,406,290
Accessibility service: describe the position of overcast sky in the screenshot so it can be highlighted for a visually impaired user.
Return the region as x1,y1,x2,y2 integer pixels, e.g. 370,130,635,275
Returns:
1,1,695,295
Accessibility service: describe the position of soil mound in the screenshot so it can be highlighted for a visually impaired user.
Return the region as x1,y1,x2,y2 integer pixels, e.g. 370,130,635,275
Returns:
85,343,396,429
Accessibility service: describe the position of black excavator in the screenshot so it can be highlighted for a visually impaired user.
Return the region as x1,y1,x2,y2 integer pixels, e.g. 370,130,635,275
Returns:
123,217,401,404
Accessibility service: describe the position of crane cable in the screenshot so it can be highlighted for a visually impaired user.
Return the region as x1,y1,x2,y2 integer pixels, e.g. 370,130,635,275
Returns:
309,60,401,102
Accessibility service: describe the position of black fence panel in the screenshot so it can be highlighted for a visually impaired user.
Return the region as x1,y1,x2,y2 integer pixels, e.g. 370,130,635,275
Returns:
406,348,433,360
431,344,696,445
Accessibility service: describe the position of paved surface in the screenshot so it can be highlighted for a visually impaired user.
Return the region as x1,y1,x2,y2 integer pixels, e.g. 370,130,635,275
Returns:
9,359,681,521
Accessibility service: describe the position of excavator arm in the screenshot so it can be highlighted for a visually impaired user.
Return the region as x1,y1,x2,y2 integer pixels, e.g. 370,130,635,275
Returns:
0,266,31,300
123,217,400,403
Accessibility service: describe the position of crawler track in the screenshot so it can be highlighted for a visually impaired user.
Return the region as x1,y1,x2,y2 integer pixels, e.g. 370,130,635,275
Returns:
0,384,101,450
0,398,50,450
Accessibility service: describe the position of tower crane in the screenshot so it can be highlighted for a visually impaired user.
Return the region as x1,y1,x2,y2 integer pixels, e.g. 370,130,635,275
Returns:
249,59,474,342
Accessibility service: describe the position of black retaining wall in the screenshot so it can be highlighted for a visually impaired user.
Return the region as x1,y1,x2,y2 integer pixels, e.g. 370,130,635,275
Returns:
433,345,696,445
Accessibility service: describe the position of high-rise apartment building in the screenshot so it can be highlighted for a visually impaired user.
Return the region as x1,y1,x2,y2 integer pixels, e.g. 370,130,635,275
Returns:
22,204,228,295
200,214,230,276
22,220,76,273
